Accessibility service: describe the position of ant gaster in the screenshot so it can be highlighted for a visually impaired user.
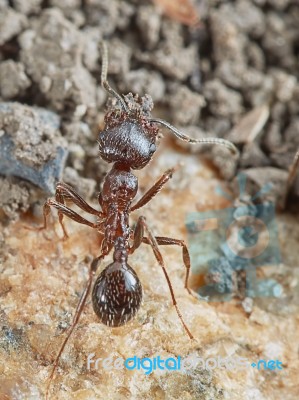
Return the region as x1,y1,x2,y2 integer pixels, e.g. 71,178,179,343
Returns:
36,41,239,397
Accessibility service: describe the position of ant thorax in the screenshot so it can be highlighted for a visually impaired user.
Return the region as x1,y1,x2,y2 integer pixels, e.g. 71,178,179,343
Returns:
101,164,138,211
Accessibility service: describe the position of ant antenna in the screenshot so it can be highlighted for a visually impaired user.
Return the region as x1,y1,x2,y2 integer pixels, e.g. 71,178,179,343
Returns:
100,40,129,113
149,118,240,156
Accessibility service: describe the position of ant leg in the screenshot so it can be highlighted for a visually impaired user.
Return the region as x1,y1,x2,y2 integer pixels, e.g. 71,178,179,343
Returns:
131,166,178,212
131,228,197,300
24,200,51,233
45,199,99,239
55,182,103,237
25,183,102,237
40,202,51,231
55,182,102,216
141,236,196,299
45,255,104,400
130,216,194,340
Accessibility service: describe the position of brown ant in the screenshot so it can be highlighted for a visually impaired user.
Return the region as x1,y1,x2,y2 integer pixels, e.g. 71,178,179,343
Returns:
31,41,239,397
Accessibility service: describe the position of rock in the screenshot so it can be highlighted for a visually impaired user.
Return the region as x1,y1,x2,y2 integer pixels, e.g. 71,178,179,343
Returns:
0,60,31,99
19,8,96,112
11,0,42,15
203,80,243,119
0,7,27,46
0,176,30,220
168,84,206,126
0,102,67,193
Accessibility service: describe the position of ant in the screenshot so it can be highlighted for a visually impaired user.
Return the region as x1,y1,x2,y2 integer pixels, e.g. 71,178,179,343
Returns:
31,41,239,397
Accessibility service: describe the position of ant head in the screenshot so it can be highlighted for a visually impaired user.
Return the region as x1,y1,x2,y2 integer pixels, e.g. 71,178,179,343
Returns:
98,94,159,169
99,40,239,170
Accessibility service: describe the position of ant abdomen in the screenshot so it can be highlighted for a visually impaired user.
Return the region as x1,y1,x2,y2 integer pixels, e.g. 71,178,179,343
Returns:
92,261,143,327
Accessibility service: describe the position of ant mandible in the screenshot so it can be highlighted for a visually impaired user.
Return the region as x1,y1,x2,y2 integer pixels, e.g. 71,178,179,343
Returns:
36,41,239,396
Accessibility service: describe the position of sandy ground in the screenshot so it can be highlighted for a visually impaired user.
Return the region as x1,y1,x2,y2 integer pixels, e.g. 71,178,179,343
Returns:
0,1,299,399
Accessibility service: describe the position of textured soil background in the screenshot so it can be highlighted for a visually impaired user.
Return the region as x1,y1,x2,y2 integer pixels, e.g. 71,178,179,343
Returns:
0,0,299,399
